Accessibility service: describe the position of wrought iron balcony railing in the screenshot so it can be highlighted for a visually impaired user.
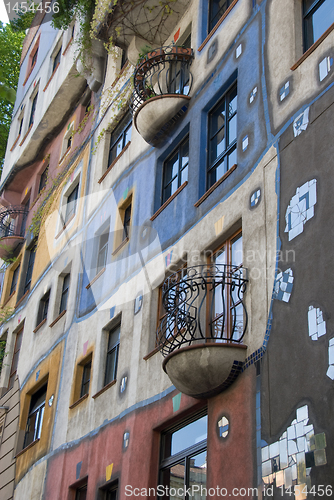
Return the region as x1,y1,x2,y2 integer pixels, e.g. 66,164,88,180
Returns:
131,45,194,114
0,205,28,239
156,264,248,357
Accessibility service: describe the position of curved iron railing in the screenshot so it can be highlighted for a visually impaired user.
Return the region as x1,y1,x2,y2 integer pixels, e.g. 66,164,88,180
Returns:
0,205,28,239
156,264,248,357
131,45,194,114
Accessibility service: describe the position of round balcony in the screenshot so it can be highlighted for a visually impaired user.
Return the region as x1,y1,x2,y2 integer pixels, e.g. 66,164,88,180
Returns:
0,205,28,259
157,265,249,398
131,45,194,146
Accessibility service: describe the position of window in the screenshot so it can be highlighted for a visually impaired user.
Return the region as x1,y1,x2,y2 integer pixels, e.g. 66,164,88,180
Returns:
104,325,120,387
108,112,132,168
38,166,48,193
303,0,334,51
207,83,237,189
97,229,109,274
159,412,207,496
24,36,40,84
18,116,24,136
52,46,62,73
59,273,70,314
8,328,23,389
209,0,233,32
0,332,8,377
162,137,189,204
29,92,38,127
80,360,91,398
37,290,50,326
23,244,36,294
9,265,20,296
209,230,244,340
105,485,118,500
23,384,47,448
64,184,79,224
123,203,131,240
75,485,87,500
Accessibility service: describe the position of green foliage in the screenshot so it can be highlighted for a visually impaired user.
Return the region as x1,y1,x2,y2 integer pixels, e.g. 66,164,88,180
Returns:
0,339,6,376
0,21,26,170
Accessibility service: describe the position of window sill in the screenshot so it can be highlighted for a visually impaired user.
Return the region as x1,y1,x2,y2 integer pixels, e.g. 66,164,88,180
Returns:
150,181,188,221
49,309,66,328
59,146,71,165
62,38,73,56
23,61,37,86
15,289,30,309
291,22,334,71
194,164,237,207
33,318,47,333
16,438,40,458
198,0,239,52
19,124,33,146
55,213,75,239
10,134,21,151
69,393,89,409
43,63,60,92
143,346,160,360
92,379,116,399
86,267,106,289
98,142,131,184
2,290,16,307
112,237,129,256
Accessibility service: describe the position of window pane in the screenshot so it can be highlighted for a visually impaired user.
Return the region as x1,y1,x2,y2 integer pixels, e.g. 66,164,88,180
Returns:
189,451,207,497
161,462,185,499
171,415,207,456
228,148,237,169
231,234,242,267
311,0,334,42
104,346,118,386
228,114,237,144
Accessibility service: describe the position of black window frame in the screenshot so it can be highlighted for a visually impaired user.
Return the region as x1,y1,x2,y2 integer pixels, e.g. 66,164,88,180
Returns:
80,360,91,398
59,273,70,314
104,325,120,387
23,383,47,449
23,244,37,295
8,327,23,389
38,166,48,193
123,203,132,240
159,411,208,497
10,265,20,296
108,112,132,168
97,229,109,274
208,0,233,33
75,484,87,500
37,290,51,326
52,46,62,73
303,0,334,51
162,136,189,204
207,82,237,189
64,183,79,224
29,92,38,127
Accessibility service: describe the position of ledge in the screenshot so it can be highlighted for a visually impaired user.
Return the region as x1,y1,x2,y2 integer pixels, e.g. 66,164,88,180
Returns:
10,134,21,151
49,309,66,328
2,290,16,307
198,0,239,52
19,123,33,146
23,61,37,86
98,142,131,184
33,318,46,333
92,379,116,399
16,438,40,458
55,213,75,239
194,164,237,207
43,63,60,92
150,182,188,221
86,267,106,289
112,237,129,256
143,346,160,360
291,22,334,71
62,38,73,56
58,146,71,165
15,289,29,309
69,393,89,409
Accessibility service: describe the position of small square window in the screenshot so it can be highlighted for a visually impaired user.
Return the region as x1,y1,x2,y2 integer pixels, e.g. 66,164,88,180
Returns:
37,290,50,326
23,383,47,449
108,112,132,168
104,325,120,387
59,273,70,314
303,0,334,51
162,137,189,204
80,360,92,398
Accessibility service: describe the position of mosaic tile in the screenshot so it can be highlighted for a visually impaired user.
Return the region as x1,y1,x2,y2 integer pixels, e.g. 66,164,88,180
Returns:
285,179,316,241
273,269,294,302
280,81,290,101
314,449,327,466
293,107,309,137
242,135,248,151
236,44,242,58
76,461,82,480
308,306,326,340
326,364,334,380
218,416,229,438
314,432,326,450
319,56,333,81
297,406,308,422
249,86,257,103
123,431,130,450
284,467,293,488
134,294,143,314
106,463,113,481
172,393,181,412
250,189,261,207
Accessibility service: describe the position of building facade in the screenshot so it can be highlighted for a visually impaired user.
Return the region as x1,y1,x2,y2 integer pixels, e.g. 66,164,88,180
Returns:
0,0,333,499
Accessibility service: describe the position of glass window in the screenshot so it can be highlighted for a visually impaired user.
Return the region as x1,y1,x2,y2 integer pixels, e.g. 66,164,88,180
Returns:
207,83,237,189
80,360,91,397
209,0,232,32
97,230,109,273
65,183,79,223
75,485,87,500
53,46,62,72
39,167,48,193
9,265,20,296
104,325,120,386
24,245,36,294
123,203,132,240
303,0,334,51
162,137,189,204
23,383,47,448
59,273,70,314
108,112,132,167
8,328,23,389
29,93,38,127
159,413,207,499
37,290,50,325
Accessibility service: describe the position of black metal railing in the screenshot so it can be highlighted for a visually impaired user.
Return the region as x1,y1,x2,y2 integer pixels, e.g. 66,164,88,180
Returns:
156,264,248,357
0,205,28,239
131,45,194,114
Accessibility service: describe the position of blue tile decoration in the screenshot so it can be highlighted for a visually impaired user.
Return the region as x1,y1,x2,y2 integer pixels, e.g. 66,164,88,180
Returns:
293,107,309,136
250,189,261,208
285,179,316,240
218,416,229,438
273,268,294,302
120,376,127,394
36,370,40,381
134,294,143,315
279,81,289,101
308,305,326,341
110,306,115,319
76,461,82,480
172,392,181,412
123,431,130,450
236,43,242,58
242,135,249,151
249,87,257,104
319,56,333,81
